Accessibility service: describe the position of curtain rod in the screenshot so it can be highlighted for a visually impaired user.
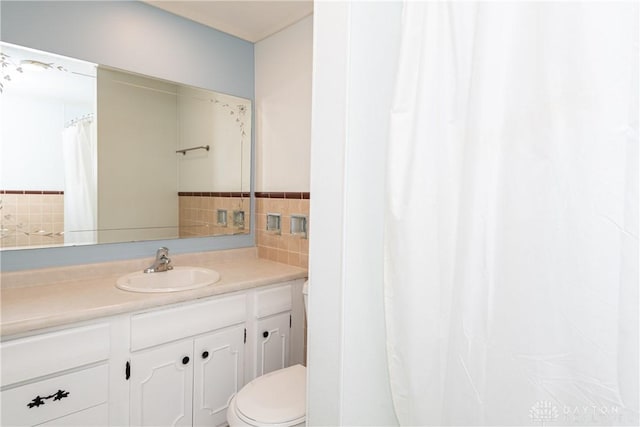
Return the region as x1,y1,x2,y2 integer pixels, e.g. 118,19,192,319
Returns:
65,113,94,128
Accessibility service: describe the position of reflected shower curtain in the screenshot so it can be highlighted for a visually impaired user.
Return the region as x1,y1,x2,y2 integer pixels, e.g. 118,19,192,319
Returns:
384,2,638,426
62,119,97,245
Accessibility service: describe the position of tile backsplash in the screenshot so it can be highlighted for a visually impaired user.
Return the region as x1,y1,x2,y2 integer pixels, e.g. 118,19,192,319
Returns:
255,192,309,269
0,191,64,248
1,190,309,270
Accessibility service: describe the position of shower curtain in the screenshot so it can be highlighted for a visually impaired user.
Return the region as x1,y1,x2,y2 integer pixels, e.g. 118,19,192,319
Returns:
62,118,97,245
383,2,638,426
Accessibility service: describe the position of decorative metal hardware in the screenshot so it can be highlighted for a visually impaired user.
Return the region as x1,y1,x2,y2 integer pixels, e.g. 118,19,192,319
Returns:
27,389,69,408
176,145,210,155
263,331,269,338
126,361,131,380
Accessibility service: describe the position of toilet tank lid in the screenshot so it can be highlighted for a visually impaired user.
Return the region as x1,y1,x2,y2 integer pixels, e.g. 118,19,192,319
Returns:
236,364,306,425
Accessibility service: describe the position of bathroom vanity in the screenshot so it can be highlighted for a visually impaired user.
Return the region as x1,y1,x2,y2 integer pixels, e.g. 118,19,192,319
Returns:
0,248,307,427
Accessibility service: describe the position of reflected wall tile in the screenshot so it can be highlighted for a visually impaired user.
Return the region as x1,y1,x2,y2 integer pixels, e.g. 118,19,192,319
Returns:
16,202,29,215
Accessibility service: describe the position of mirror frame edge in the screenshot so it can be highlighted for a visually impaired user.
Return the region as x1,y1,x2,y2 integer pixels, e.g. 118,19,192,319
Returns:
0,225,256,272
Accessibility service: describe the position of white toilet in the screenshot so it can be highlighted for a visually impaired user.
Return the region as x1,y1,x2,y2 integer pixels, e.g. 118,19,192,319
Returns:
226,280,309,427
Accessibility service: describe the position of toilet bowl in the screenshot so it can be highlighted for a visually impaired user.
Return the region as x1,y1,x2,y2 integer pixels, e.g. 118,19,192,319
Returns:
227,280,309,427
226,364,306,426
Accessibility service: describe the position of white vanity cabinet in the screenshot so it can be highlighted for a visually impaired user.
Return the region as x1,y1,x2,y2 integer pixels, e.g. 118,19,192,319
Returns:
130,325,244,426
254,285,293,377
256,313,291,376
129,339,194,427
192,325,245,426
0,278,305,427
128,294,246,427
0,323,112,427
129,326,246,427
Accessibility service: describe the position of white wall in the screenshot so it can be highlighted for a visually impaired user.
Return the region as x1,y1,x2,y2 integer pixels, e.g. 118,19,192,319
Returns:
255,15,312,192
308,2,402,425
97,67,178,243
2,95,66,190
1,43,95,191
178,89,251,193
1,95,94,191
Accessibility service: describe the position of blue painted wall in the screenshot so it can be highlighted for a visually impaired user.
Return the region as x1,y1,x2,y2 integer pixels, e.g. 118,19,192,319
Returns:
1,1,254,99
0,1,256,271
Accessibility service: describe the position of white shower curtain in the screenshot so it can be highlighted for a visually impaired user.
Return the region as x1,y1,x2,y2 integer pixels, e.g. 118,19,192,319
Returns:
62,119,97,245
384,2,638,426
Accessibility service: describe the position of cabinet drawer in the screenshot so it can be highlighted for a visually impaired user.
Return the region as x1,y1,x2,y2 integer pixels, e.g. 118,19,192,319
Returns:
38,403,108,426
255,285,292,319
1,364,108,427
131,294,246,351
1,323,110,387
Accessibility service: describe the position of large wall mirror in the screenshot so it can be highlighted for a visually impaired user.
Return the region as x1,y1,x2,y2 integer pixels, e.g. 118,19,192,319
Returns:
0,42,252,251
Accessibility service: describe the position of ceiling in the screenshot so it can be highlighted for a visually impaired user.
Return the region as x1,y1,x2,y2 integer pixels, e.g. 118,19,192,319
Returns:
143,1,314,43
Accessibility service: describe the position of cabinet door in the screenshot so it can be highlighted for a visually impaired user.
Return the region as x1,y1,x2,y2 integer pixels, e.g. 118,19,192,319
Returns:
130,340,193,427
193,325,245,427
256,312,290,377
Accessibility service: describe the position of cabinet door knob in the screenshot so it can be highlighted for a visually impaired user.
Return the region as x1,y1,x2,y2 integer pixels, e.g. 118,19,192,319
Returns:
182,356,190,365
202,351,209,359
263,331,269,338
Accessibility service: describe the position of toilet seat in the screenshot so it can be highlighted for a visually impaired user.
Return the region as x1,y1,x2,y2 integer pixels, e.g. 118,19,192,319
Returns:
234,364,306,426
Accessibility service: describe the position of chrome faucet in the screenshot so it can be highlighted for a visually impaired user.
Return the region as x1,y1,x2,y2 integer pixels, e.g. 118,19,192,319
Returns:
144,247,173,273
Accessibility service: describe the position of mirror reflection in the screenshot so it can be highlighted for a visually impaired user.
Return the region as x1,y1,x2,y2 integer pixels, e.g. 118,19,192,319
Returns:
0,42,252,250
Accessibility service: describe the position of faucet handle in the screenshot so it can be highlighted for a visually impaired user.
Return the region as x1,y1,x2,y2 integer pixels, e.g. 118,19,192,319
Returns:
159,248,173,270
163,254,173,270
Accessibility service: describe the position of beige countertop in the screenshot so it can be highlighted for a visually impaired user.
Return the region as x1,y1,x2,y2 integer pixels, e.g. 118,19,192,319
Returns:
1,248,307,337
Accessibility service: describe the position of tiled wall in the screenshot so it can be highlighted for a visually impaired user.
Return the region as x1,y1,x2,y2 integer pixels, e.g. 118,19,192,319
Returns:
1,190,309,268
0,191,64,248
255,192,310,269
178,192,251,238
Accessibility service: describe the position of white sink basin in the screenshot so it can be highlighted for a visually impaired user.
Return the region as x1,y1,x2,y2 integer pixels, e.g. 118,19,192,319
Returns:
116,267,220,293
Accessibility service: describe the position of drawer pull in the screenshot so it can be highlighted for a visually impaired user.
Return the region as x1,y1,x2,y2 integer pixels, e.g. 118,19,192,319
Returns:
27,389,70,408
